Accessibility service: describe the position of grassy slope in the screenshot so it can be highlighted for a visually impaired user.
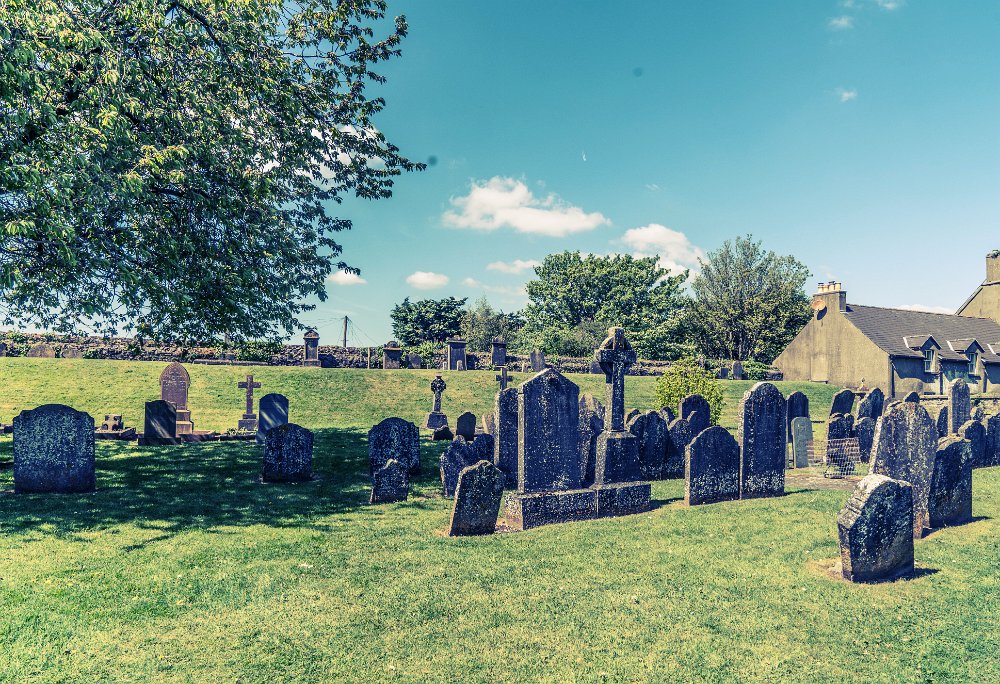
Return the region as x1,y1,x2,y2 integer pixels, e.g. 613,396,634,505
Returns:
0,359,996,683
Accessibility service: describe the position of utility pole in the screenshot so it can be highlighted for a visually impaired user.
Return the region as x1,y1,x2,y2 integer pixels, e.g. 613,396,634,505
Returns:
342,316,349,348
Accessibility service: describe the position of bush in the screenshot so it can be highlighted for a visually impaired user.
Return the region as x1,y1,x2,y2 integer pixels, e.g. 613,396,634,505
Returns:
83,348,106,360
234,340,284,362
654,357,724,425
741,360,774,381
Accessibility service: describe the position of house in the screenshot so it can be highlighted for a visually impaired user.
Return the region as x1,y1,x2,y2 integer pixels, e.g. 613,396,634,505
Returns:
774,254,1000,397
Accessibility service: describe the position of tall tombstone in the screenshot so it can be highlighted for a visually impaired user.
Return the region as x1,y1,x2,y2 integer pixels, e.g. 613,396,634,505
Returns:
237,374,261,431
141,400,178,445
159,362,193,435
958,420,986,468
837,474,915,583
685,426,740,505
440,437,474,496
578,393,604,486
738,383,786,499
935,406,950,438
854,416,876,463
262,423,314,482
628,410,669,480
986,414,1000,468
425,375,448,430
256,393,289,446
949,378,971,434
594,328,640,485
480,412,496,436
857,388,885,420
382,341,402,370
470,433,494,463
490,337,507,367
302,328,320,367
446,338,467,371
928,435,972,529
827,413,854,445
731,360,745,381
785,391,810,444
517,368,581,493
13,404,96,493
679,394,711,437
371,459,408,503
448,460,505,536
870,402,938,537
790,416,813,469
406,353,422,370
368,417,420,476
494,387,519,487
830,388,855,416
529,349,546,372
456,411,477,441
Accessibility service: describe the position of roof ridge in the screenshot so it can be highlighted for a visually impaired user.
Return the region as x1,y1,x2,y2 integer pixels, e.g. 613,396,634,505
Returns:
846,302,995,321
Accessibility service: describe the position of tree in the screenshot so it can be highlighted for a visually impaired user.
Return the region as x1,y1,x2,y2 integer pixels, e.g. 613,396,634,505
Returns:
653,357,724,425
0,0,421,341
519,252,689,359
688,235,811,363
390,297,467,345
460,297,524,352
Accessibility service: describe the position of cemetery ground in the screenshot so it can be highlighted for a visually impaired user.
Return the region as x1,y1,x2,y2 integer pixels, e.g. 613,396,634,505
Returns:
0,360,996,682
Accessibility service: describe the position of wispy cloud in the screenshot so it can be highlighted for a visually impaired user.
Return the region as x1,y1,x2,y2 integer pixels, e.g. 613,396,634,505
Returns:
836,87,858,103
619,224,705,275
326,271,367,286
443,176,610,237
462,278,527,298
406,271,449,290
874,0,903,10
828,15,854,30
486,259,541,275
898,304,954,315
645,183,661,192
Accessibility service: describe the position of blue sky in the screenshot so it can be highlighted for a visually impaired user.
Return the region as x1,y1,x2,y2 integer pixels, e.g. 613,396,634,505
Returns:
308,0,1000,346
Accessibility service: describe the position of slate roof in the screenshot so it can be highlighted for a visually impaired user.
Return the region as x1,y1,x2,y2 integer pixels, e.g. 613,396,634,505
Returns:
842,304,1000,364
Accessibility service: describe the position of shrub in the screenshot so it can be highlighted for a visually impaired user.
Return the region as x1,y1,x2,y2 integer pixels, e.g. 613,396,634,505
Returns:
83,348,106,360
234,340,284,362
741,360,774,381
654,357,724,425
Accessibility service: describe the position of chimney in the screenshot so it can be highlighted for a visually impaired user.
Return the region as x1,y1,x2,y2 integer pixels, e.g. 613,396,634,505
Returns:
811,280,847,315
987,251,1000,284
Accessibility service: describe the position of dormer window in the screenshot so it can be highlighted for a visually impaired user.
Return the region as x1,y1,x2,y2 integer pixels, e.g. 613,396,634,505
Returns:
968,351,979,376
924,348,936,373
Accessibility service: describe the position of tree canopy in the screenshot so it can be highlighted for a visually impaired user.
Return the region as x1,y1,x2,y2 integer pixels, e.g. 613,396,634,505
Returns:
460,298,523,353
0,0,420,341
390,297,467,345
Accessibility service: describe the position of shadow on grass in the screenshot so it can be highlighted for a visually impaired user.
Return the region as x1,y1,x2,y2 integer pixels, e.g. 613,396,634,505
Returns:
921,516,991,538
0,428,447,542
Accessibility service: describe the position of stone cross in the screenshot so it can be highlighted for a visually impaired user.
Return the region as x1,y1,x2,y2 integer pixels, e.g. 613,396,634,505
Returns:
238,374,261,418
495,366,509,391
430,374,446,413
596,327,636,432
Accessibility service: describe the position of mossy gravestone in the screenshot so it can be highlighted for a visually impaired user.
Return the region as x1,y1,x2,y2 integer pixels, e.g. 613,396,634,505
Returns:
256,393,289,446
666,418,693,479
679,394,711,437
959,420,986,468
494,387,518,488
578,393,604,487
13,404,95,493
738,382,786,499
448,460,505,536
837,474,914,583
370,459,408,504
986,414,1000,468
470,433,494,463
368,417,420,477
949,378,971,434
440,437,474,496
628,410,669,480
830,389,855,416
785,391,810,444
790,417,812,469
854,416,876,463
684,426,740,506
857,388,884,420
936,407,949,438
928,436,972,529
871,402,937,538
262,423,313,482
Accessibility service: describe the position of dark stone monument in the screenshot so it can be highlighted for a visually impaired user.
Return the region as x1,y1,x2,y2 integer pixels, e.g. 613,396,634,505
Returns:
987,414,1000,468
448,460,505,536
262,423,313,482
830,388,855,416
928,435,972,529
959,419,986,468
440,437,474,496
406,352,422,369
470,433,494,463
370,458,408,503
368,417,420,476
717,367,730,380
256,393,289,446
382,341,403,370
303,328,320,367
495,366,510,392
737,382,786,499
827,413,855,451
491,337,507,367
731,360,745,380
790,416,812,468
589,361,603,375
13,404,96,493
854,416,876,463
494,387,518,487
971,405,985,422
140,400,179,446
684,425,740,505
237,374,261,431
628,410,669,480
936,406,949,438
785,391,810,444
578,394,604,486
26,343,55,358
680,394,711,437
870,402,937,537
837,474,915,583
529,349,546,372
857,388,884,420
949,378,971,434
432,425,454,441
659,406,676,424
456,411,477,441
425,375,448,430
902,391,920,403
625,408,640,425
446,338,467,371
160,362,193,435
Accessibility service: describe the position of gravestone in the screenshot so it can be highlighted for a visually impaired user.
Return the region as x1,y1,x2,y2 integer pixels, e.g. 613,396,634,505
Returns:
827,413,854,451
256,393,289,446
26,343,55,358
680,394,711,437
470,433,494,463
737,382,787,499
589,361,603,375
971,405,985,422
440,437,474,496
870,402,937,537
302,328,320,367
481,412,496,436
368,417,420,476
370,459,408,503
854,416,876,462
684,425,740,505
491,338,507,367
495,366,510,391
786,391,810,444
829,389,855,416
494,387,519,487
60,345,83,359
936,407,949,438
529,349,546,372
101,414,124,432
382,341,402,370
949,378,971,434
446,338,467,371
262,423,313,482
448,460,505,536
578,394,605,486
718,367,730,380
13,404,96,493
857,388,884,420
0,341,7,356
425,375,448,430
432,425,454,441
625,408,641,425
902,391,920,403
659,406,676,424
456,412,477,441
406,353,422,369
986,414,1000,468
731,360,745,380
928,435,972,529
837,474,914,583
790,417,813,468
160,362,193,435
140,400,178,445
959,420,986,468
237,374,261,431
628,410,669,480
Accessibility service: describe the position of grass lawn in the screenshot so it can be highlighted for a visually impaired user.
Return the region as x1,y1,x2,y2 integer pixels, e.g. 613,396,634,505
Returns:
0,359,996,682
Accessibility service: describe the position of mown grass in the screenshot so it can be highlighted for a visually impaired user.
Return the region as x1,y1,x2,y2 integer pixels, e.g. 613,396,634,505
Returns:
0,359,996,683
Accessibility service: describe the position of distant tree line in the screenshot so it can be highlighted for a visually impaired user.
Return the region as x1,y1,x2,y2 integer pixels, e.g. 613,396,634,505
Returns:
390,235,812,364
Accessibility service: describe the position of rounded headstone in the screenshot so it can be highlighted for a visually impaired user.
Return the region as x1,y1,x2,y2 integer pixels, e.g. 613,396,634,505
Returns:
13,404,96,493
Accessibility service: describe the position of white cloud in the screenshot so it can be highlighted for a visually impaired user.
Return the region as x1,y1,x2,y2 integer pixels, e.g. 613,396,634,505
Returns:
406,271,449,290
443,176,610,237
645,183,661,192
897,304,954,315
619,224,705,275
462,278,527,298
486,259,541,275
327,271,367,286
836,88,858,102
828,15,854,29
874,0,903,10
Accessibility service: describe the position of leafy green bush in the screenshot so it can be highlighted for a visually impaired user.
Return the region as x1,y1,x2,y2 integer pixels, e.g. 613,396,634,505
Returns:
741,360,774,381
654,357,724,425
3,331,30,344
83,348,106,360
234,340,284,362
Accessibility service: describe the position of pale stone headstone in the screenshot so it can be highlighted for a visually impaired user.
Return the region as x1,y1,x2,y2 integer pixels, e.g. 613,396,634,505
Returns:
786,391,810,444
529,349,546,372
830,389,855,416
370,458,408,503
256,393,289,446
949,379,971,433
959,420,986,468
928,436,972,529
440,437,474,496
140,400,178,445
790,417,812,468
456,412,477,441
262,423,313,482
448,460,505,536
854,416,876,463
160,362,193,435
480,412,496,436
628,410,670,480
594,328,642,487
684,426,740,506
857,388,884,420
738,382,787,499
13,404,96,493
60,345,83,359
382,341,402,369
425,375,448,430
680,394,710,436
494,387,518,487
368,417,420,476
870,402,937,537
837,474,914,583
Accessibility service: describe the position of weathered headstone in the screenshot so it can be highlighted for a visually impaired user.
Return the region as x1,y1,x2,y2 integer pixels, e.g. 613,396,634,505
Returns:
26,343,55,358
425,375,448,430
495,366,510,391
731,360,745,380
262,423,313,482
448,460,505,536
971,405,985,422
790,416,813,468
589,361,603,375
237,374,261,431
628,410,670,480
680,394,711,437
830,389,855,416
160,362,193,435
140,400,178,445
738,382,787,499
370,458,408,503
100,414,124,432
529,349,546,372
659,406,676,424
490,337,507,367
481,412,496,436
446,338,467,371
406,352,422,369
456,411,477,441
302,328,320,367
870,402,937,537
625,408,641,426
432,425,454,441
928,435,972,529
685,426,740,505
13,404,96,493
440,437,474,496
826,414,855,461
578,393,604,486
854,416,876,463
986,414,1000,468
949,378,971,434
382,341,402,369
935,406,949,438
256,393,289,446
470,433,494,463
959,420,986,468
786,391,810,444
717,367,730,380
837,474,915,583
60,345,83,359
494,387,518,487
857,388,884,420
368,417,420,476
902,391,920,403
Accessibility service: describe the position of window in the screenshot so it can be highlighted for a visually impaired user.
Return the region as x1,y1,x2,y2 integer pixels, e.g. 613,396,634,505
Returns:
968,351,979,376
923,348,935,373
